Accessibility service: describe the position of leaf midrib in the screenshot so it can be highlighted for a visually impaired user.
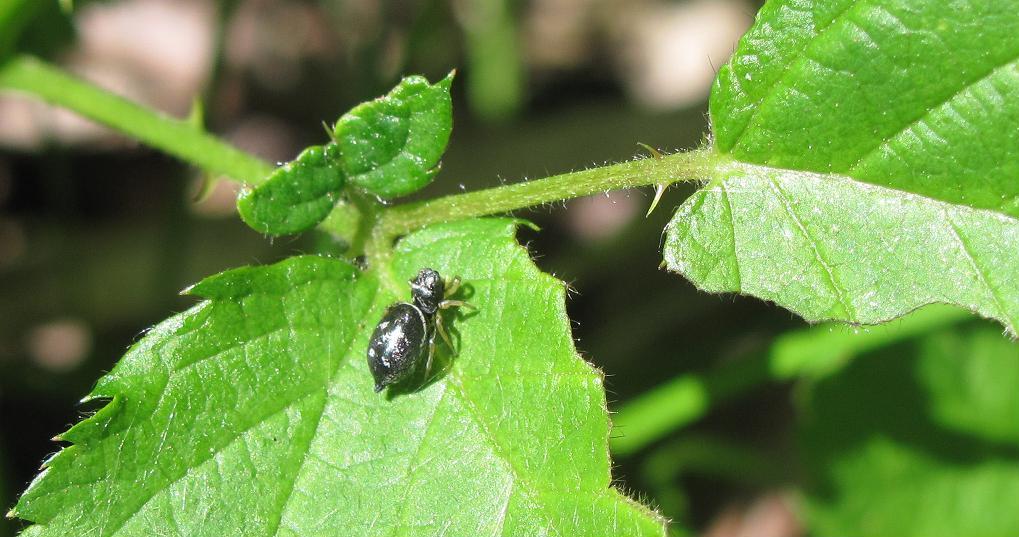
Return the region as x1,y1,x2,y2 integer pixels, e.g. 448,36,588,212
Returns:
846,53,1019,175
724,0,862,148
384,236,574,536
268,279,382,537
347,109,411,179
768,176,856,319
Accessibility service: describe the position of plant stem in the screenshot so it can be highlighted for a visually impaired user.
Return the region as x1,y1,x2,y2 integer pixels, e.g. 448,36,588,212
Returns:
378,148,719,238
1,55,721,247
0,55,273,183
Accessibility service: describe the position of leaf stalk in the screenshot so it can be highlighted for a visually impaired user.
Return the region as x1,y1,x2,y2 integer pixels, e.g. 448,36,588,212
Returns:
1,55,719,251
375,149,717,240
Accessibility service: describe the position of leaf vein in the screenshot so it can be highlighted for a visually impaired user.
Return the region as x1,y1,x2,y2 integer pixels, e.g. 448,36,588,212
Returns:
847,53,1019,173
768,177,856,319
727,0,863,147
270,281,381,536
445,375,563,537
943,211,1016,335
265,389,328,537
385,382,450,537
101,388,323,537
719,182,742,292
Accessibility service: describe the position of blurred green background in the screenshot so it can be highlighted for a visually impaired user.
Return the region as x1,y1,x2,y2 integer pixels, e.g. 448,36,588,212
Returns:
2,1,1017,536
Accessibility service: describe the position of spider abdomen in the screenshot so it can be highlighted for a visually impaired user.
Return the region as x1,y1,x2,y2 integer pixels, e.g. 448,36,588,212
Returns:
366,302,430,392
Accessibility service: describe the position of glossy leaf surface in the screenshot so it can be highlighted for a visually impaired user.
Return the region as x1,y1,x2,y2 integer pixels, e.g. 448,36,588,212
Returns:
711,0,1019,216
666,0,1019,334
333,73,453,199
237,144,345,235
12,219,663,537
801,321,1019,536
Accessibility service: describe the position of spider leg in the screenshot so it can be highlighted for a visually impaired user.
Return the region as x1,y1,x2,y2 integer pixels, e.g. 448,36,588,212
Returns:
439,299,476,311
434,314,457,356
444,276,462,298
424,333,436,380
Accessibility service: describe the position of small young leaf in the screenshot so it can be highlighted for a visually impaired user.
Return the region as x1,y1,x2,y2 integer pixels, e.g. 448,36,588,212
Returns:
333,72,453,199
666,0,1019,334
12,219,664,536
236,144,345,235
800,322,1019,536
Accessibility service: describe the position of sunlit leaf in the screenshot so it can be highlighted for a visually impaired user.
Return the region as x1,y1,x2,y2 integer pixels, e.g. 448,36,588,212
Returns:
665,164,1019,334
236,144,345,235
666,0,1019,334
712,0,1019,217
333,73,454,199
12,219,664,537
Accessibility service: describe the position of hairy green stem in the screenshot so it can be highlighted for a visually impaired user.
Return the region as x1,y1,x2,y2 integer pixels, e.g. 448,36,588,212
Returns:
378,148,719,238
0,55,721,243
0,55,272,183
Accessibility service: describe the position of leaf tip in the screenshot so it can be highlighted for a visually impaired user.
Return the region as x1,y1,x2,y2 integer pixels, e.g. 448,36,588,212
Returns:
441,69,456,86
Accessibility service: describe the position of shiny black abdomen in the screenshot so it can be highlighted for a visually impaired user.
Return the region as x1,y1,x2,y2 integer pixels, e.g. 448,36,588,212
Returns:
366,302,430,392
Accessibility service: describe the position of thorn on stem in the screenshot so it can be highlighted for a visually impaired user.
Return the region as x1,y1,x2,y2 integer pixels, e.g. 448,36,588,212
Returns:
186,97,205,129
192,175,219,203
637,142,667,217
322,121,339,144
636,142,663,160
646,184,667,217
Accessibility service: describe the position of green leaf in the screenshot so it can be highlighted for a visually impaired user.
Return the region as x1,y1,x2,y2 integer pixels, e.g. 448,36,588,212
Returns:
236,73,454,235
665,163,1019,335
666,0,1019,334
0,0,74,59
711,0,1019,217
12,219,664,536
800,321,1019,537
236,144,345,235
333,72,453,199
